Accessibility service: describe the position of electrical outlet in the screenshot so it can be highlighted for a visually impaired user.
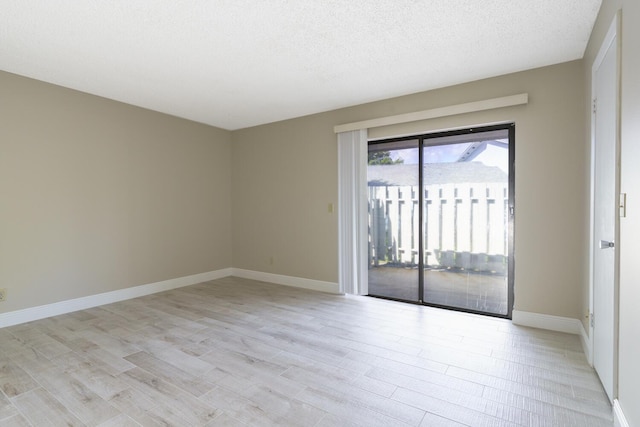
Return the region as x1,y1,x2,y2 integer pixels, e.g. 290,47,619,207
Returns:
0,289,6,302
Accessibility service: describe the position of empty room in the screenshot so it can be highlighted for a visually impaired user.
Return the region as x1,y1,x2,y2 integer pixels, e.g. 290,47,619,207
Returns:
1,1,639,426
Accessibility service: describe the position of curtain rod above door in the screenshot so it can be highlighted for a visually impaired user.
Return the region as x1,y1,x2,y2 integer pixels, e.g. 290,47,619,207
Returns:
334,93,528,134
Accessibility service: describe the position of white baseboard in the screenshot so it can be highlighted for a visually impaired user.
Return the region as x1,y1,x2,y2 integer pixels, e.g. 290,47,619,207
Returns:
580,321,593,366
0,268,338,329
614,399,629,427
512,311,597,365
231,268,339,294
512,310,583,335
0,268,232,328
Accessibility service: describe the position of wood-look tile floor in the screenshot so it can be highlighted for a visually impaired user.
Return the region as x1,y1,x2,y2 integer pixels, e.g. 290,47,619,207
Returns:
0,277,612,426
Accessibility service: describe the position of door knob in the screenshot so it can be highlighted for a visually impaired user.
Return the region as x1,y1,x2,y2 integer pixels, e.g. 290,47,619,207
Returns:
599,240,615,249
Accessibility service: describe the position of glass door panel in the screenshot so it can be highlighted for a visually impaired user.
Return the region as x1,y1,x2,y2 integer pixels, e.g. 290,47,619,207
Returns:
367,140,420,302
422,130,510,315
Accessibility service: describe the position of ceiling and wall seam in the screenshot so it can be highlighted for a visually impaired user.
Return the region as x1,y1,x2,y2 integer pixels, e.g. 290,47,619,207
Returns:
1,1,601,130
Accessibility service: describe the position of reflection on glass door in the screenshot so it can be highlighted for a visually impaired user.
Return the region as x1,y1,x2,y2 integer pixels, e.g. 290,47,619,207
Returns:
367,125,514,318
367,140,420,302
422,131,510,316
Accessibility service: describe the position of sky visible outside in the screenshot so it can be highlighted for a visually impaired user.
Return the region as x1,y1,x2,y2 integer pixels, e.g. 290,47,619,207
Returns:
389,139,508,173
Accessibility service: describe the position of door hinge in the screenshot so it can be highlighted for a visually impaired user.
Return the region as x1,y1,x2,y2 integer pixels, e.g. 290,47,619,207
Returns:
620,193,627,217
593,98,597,114
590,312,595,328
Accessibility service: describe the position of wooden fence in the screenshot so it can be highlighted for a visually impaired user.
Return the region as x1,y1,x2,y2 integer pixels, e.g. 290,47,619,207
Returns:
368,182,509,274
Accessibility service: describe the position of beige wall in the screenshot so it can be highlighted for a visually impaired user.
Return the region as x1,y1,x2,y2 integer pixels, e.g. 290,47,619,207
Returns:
232,60,587,319
0,71,232,313
1,56,591,323
231,116,340,282
584,0,640,424
618,0,640,420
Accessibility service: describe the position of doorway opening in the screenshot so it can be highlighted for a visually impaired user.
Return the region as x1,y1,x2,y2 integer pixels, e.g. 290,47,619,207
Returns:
367,124,515,318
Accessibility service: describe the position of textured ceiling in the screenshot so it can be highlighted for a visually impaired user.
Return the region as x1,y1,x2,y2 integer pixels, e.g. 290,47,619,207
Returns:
1,1,602,130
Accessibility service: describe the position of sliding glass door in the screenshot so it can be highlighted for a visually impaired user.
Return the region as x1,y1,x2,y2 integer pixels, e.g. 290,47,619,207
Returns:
367,125,514,318
367,140,420,302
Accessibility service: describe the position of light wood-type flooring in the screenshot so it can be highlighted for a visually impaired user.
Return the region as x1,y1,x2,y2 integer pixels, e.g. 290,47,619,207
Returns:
0,277,612,426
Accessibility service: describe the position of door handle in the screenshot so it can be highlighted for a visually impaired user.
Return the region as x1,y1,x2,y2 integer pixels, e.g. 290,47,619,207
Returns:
599,240,615,249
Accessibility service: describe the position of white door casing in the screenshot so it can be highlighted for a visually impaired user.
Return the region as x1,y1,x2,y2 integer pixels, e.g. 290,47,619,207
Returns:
590,12,620,403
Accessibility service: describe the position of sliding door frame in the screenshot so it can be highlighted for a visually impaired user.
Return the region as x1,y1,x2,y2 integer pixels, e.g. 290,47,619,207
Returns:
368,123,515,319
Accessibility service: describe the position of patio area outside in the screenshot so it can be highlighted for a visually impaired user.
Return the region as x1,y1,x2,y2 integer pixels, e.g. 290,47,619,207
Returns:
368,265,508,316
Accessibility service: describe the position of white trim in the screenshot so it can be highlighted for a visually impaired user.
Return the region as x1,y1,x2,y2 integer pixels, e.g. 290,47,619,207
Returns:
0,268,233,328
333,93,528,133
580,321,593,366
514,312,593,365
512,310,583,335
231,268,339,294
613,399,629,427
0,268,339,329
593,16,619,73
